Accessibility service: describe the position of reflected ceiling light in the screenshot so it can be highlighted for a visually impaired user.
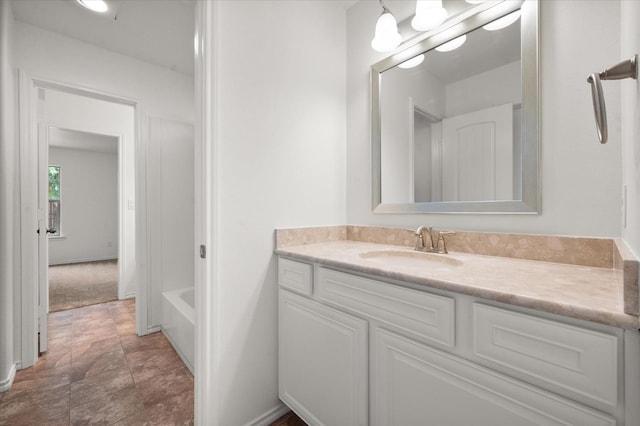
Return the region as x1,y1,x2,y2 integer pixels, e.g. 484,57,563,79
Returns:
398,54,425,69
411,0,448,32
435,34,467,52
371,1,402,52
76,0,109,13
465,0,486,3
483,10,521,31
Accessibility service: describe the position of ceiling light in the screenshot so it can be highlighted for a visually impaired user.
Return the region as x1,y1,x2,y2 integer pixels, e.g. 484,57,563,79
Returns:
76,0,109,13
483,10,521,31
371,3,402,52
398,54,425,69
411,0,448,32
435,34,467,52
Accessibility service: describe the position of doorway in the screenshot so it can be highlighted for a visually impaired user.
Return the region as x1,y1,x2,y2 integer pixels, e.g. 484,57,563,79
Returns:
19,77,142,362
47,127,120,312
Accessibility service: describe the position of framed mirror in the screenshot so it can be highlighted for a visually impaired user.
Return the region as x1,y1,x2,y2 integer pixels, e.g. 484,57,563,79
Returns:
371,0,539,214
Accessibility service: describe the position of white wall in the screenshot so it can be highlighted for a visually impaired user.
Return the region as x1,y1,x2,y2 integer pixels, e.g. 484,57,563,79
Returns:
621,0,640,257
148,118,194,328
347,0,623,238
445,60,521,117
48,146,118,265
213,1,347,423
14,21,193,123
0,0,16,391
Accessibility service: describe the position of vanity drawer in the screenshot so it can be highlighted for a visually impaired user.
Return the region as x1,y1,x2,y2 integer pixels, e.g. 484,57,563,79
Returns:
278,258,313,296
473,303,618,407
316,267,454,347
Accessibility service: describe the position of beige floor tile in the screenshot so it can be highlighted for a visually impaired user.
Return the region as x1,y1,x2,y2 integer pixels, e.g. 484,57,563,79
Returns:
135,366,194,408
0,300,194,425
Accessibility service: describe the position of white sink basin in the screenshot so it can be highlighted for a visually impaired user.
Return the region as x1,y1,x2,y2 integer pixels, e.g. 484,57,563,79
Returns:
359,250,462,270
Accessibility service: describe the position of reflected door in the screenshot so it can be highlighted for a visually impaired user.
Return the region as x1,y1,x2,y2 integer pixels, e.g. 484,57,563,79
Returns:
37,123,49,353
441,103,513,201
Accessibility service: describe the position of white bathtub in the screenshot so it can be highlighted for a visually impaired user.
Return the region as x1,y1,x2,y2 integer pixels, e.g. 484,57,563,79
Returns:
162,287,194,374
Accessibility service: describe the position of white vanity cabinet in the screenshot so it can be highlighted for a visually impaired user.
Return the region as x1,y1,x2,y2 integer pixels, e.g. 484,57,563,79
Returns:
278,257,634,426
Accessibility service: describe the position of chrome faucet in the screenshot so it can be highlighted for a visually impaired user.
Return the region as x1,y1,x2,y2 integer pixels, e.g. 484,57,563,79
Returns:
414,226,435,251
414,226,456,254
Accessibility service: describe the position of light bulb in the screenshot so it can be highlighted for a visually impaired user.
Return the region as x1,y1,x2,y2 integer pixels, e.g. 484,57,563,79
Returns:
398,54,425,69
76,0,109,13
411,0,448,32
483,10,521,31
371,10,402,52
435,34,467,52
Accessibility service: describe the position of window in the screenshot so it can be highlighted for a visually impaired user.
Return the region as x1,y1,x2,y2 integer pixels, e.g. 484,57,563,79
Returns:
48,165,61,237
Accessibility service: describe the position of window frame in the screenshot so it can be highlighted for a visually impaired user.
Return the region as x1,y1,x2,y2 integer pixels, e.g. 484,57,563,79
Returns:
48,165,61,237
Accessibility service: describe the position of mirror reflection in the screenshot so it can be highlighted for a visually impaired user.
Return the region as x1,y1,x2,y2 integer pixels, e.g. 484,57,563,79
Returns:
380,10,522,204
372,0,539,214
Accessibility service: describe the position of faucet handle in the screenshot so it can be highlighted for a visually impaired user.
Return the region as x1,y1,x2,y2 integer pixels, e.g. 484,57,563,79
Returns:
437,231,456,254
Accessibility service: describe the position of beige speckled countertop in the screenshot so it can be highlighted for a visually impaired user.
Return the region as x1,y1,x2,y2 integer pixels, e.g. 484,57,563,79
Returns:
276,240,639,330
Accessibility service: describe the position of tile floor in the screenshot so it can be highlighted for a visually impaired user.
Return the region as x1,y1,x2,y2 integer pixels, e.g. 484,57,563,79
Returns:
0,299,194,425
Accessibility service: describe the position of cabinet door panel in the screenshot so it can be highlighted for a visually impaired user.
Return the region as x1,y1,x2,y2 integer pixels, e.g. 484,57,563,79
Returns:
279,290,368,426
473,303,618,408
317,267,454,347
279,258,313,296
372,328,615,426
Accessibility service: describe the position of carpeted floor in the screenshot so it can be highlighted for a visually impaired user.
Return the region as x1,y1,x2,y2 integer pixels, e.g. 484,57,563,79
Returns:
49,260,118,312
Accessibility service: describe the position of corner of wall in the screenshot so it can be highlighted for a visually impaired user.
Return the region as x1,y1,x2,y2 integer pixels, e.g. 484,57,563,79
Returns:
0,0,16,390
620,0,640,258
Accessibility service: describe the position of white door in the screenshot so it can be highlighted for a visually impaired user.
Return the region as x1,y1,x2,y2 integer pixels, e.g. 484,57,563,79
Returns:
37,123,50,353
441,103,513,202
371,328,615,426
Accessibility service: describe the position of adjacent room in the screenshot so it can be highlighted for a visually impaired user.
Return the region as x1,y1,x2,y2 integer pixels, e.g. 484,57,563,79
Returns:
47,127,120,312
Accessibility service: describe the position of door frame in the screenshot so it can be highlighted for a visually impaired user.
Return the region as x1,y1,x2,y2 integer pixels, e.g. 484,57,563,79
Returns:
194,1,218,424
18,71,151,368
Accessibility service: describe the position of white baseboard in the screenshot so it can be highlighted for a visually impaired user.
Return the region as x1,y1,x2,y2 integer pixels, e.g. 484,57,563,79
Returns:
49,256,118,266
121,292,136,300
0,363,17,393
161,328,194,375
146,325,162,334
245,403,291,426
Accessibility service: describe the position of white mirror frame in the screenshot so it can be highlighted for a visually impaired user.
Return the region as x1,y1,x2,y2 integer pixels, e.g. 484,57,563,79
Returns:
371,0,539,214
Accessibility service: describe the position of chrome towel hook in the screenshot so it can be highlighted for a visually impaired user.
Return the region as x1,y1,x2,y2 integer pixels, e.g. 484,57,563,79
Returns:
587,55,637,144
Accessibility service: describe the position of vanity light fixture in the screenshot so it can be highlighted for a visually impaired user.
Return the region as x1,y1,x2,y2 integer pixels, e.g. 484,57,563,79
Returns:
76,0,109,13
482,10,521,31
435,34,467,52
371,0,402,52
398,54,425,69
411,0,448,32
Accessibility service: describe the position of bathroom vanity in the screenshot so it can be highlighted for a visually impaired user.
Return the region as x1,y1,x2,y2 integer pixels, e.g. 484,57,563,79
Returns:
275,227,640,426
